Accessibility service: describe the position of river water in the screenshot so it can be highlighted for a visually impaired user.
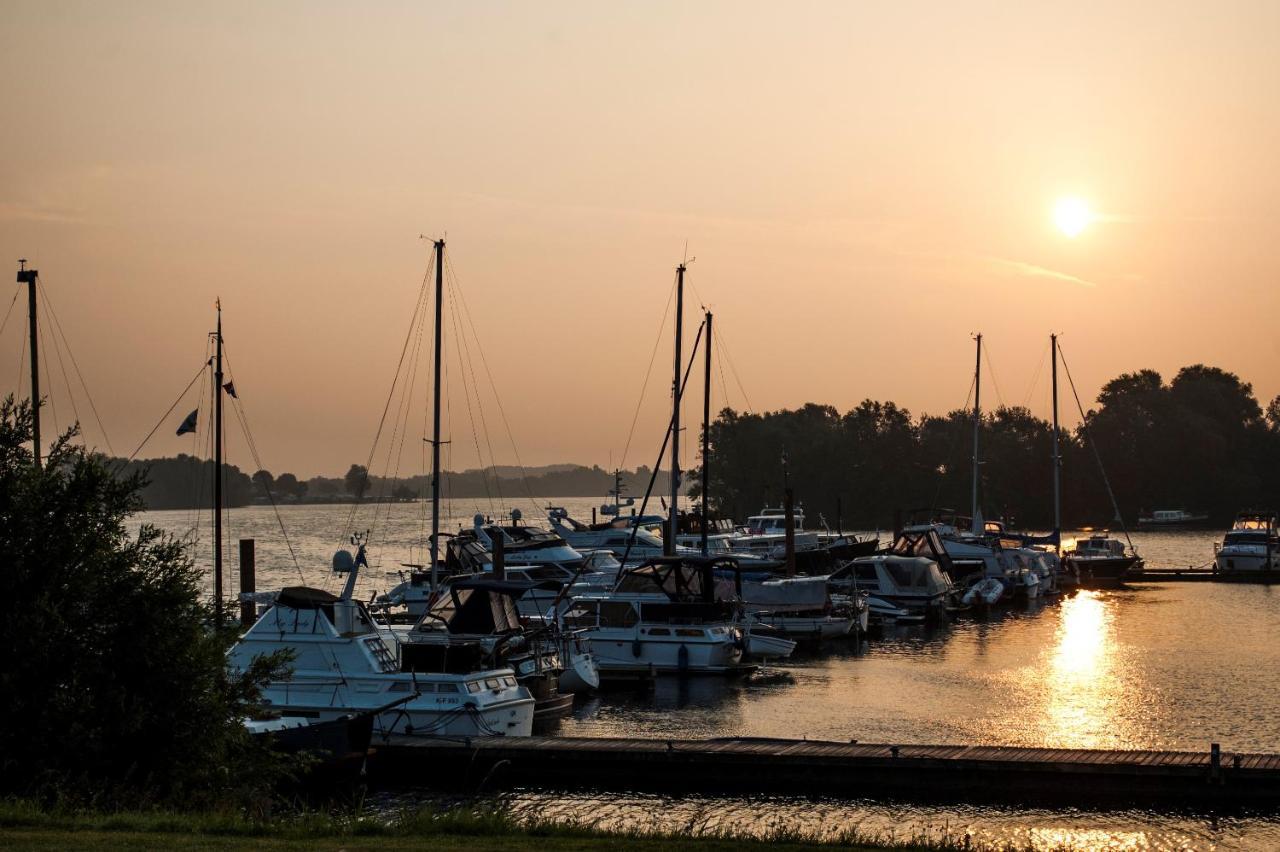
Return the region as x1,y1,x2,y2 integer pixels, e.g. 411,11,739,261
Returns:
138,500,1280,850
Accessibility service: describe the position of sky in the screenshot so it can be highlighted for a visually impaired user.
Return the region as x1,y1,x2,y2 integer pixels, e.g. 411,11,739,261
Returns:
2,1,1278,479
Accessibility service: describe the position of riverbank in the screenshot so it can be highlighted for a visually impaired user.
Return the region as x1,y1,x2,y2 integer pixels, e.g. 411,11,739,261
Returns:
0,802,972,851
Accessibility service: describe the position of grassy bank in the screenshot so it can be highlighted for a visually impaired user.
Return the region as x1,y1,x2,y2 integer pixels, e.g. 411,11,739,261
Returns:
0,801,978,851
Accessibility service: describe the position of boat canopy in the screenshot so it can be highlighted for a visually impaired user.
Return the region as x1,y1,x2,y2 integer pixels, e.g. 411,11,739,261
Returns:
276,586,341,609
739,576,828,611
425,580,527,634
614,557,733,602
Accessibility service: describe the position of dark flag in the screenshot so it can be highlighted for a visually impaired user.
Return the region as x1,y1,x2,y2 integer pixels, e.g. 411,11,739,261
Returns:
222,381,237,399
176,409,198,435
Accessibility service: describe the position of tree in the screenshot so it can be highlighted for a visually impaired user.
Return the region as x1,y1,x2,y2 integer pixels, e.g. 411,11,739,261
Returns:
251,468,275,495
344,464,370,499
0,396,289,805
275,472,305,499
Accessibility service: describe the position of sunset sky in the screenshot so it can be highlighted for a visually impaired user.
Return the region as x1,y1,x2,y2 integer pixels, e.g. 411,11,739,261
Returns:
2,1,1278,478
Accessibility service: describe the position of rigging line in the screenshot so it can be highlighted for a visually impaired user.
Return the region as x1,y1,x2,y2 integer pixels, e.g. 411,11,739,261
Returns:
1057,343,1136,554
446,262,502,511
219,345,305,581
712,321,755,413
347,249,436,544
39,281,114,454
446,283,496,516
1020,340,1050,411
446,255,542,516
930,373,977,515
122,362,208,463
982,339,1007,409
0,288,19,339
618,272,678,471
619,319,706,568
41,295,83,445
369,281,430,550
36,302,60,440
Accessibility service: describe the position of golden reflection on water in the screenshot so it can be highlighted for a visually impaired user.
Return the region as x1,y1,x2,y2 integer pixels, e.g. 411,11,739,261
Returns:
1041,590,1123,749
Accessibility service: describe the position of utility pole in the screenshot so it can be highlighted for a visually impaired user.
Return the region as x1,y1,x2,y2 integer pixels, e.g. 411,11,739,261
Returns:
700,310,713,557
16,261,40,468
667,263,685,556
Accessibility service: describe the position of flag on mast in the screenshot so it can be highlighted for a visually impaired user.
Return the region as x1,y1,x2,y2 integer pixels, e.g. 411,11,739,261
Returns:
176,409,198,435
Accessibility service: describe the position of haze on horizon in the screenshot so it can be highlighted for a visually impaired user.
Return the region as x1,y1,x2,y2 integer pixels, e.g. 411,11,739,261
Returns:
2,1,1278,479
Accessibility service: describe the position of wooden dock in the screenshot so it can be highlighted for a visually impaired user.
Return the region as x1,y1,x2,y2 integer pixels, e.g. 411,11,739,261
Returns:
1138,568,1279,583
370,735,1280,807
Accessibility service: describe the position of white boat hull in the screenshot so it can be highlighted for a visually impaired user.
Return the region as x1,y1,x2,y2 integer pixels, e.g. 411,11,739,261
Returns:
585,629,745,674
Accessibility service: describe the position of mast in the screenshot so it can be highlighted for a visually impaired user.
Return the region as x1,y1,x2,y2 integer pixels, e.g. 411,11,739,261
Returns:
213,301,224,624
700,310,713,556
667,263,685,556
429,239,445,590
971,333,982,532
1051,334,1062,556
16,261,39,468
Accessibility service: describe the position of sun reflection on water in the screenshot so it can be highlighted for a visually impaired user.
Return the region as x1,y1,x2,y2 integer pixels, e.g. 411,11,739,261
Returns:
1043,590,1121,749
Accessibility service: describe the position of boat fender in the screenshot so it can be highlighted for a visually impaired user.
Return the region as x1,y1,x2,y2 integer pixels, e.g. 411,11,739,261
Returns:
678,644,689,672
631,636,643,658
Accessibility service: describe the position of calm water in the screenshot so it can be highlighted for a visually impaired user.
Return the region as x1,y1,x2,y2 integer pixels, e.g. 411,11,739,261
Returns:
137,502,1280,850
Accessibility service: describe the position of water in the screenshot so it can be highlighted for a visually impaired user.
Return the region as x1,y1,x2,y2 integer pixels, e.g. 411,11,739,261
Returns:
136,503,1280,849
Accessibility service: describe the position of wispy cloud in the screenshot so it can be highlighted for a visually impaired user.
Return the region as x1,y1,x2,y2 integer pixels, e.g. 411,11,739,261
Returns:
0,202,85,225
983,256,1099,288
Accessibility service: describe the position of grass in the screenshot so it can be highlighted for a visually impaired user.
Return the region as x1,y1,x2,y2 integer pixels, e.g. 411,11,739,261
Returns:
0,799,994,851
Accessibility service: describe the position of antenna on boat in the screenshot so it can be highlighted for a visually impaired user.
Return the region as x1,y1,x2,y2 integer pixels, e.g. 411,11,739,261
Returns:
16,260,40,468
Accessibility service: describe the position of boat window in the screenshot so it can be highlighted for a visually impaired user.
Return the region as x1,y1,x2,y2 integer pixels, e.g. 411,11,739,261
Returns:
503,676,517,687
416,683,436,693
854,564,880,582
485,677,501,689
597,601,640,628
675,628,704,637
647,627,671,636
438,683,459,693
466,681,483,694
389,681,411,693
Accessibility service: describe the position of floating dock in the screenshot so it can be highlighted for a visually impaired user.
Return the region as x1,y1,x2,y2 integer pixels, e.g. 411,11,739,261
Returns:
371,735,1280,807
1137,568,1278,583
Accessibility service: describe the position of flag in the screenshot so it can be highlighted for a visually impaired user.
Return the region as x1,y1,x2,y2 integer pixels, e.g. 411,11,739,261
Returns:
222,381,237,399
176,409,198,435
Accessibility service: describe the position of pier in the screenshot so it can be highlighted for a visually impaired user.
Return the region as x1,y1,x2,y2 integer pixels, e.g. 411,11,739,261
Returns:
371,735,1280,808
1138,568,1279,583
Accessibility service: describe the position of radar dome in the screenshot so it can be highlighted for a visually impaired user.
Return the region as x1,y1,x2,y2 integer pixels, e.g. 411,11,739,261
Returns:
332,549,356,574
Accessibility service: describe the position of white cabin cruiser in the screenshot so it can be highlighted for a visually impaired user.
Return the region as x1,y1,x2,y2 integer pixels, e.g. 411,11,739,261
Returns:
228,549,535,739
1214,511,1279,573
548,507,699,565
559,557,755,677
826,555,952,620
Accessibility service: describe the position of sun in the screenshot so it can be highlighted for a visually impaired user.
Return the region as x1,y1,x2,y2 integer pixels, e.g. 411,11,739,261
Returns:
1053,197,1093,238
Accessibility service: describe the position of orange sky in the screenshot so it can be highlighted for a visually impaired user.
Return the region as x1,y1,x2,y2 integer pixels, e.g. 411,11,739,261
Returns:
2,1,1278,478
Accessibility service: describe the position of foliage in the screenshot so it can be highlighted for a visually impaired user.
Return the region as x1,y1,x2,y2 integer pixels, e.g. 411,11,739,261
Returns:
0,397,291,807
696,364,1278,529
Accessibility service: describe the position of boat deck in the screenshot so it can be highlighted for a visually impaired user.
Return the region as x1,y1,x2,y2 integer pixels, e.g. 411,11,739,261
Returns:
371,735,1280,807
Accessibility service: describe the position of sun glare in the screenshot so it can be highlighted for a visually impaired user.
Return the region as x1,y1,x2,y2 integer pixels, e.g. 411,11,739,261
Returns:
1053,196,1093,238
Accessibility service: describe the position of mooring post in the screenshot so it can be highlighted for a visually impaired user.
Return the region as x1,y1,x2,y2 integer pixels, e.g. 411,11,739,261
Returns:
492,531,505,581
238,538,255,627
1211,742,1221,782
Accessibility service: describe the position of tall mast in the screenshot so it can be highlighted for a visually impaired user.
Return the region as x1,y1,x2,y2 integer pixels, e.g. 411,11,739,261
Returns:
430,239,445,590
700,310,713,556
16,261,40,468
971,333,982,532
213,301,224,623
1051,333,1062,556
667,263,685,556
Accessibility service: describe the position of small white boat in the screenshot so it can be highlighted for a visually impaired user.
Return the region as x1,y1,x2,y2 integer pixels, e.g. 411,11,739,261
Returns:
1214,511,1279,573
962,577,1005,606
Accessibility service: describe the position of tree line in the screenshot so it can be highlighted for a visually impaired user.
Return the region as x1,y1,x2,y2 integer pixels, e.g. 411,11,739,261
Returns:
694,364,1280,530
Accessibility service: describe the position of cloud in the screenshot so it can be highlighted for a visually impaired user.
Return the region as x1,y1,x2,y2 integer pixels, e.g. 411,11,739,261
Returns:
0,202,85,225
984,256,1099,288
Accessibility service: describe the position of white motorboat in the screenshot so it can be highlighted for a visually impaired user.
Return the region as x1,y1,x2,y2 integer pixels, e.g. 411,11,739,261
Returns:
1064,534,1143,587
826,554,953,618
735,574,859,640
1138,509,1210,528
559,557,754,677
548,507,699,565
228,549,535,739
1213,511,1279,573
961,577,1006,607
